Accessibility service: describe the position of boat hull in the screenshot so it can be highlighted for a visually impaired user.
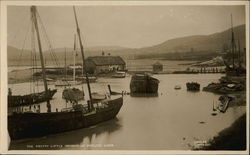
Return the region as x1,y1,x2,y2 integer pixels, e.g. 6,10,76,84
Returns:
130,74,159,94
8,89,57,108
55,80,71,87
218,95,231,113
186,82,200,91
8,97,123,140
112,72,126,78
112,75,126,78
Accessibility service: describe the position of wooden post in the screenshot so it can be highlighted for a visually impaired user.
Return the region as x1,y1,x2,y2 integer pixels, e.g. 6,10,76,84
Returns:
231,14,235,69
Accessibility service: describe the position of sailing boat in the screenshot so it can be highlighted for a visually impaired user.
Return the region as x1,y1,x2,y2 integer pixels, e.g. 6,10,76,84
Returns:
63,35,82,85
223,14,246,76
64,35,97,84
62,35,85,103
8,9,57,108
54,48,71,86
8,6,123,140
8,89,57,108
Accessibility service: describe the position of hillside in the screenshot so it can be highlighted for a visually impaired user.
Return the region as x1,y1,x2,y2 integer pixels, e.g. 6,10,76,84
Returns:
148,25,244,52
134,24,245,59
7,46,132,66
7,24,245,66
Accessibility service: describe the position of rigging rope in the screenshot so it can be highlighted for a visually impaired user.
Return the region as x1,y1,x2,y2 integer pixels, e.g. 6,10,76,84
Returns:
30,17,34,94
10,19,32,91
31,14,39,94
36,11,61,68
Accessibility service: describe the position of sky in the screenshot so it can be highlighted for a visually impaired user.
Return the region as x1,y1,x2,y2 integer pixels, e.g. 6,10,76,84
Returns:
7,5,245,49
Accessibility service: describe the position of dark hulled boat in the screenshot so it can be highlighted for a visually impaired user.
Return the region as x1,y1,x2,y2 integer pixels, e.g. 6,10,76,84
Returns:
217,95,232,113
8,89,57,108
130,74,159,95
186,82,200,91
8,6,123,140
8,97,123,140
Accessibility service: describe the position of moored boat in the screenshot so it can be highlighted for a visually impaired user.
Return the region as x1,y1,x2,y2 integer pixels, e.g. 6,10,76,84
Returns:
217,95,232,113
8,97,123,140
186,82,200,91
8,89,57,108
112,71,126,78
223,14,246,76
76,76,97,83
55,80,71,86
130,73,159,95
8,6,123,140
174,85,181,90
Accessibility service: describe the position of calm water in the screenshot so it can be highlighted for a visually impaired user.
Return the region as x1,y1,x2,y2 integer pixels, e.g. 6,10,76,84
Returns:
8,59,198,73
9,74,246,150
126,59,197,72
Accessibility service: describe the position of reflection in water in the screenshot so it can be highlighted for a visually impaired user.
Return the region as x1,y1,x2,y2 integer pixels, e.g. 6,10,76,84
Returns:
10,118,121,150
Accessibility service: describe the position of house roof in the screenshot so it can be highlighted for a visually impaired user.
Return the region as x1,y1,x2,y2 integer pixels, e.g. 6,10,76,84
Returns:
86,56,125,66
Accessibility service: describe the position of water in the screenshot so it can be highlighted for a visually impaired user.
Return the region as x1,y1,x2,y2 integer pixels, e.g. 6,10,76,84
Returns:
126,59,197,72
9,74,246,150
8,66,32,72
8,59,198,73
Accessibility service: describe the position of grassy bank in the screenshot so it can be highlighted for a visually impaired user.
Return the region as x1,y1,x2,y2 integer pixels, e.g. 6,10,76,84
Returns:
200,113,246,150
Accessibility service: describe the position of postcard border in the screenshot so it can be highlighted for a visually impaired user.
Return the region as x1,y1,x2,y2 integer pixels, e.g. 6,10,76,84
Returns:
0,1,249,154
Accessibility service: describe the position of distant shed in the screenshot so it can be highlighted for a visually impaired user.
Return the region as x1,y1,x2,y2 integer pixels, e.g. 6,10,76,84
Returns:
152,61,163,73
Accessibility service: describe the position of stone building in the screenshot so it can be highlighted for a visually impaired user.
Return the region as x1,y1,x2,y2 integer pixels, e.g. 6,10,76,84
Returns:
85,56,126,74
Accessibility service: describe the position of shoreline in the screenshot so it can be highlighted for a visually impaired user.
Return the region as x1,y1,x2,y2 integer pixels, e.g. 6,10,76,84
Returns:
8,68,226,84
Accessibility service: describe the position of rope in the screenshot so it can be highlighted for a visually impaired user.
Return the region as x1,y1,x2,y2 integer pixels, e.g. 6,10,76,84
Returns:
31,15,38,93
30,17,33,94
36,11,61,68
10,19,31,90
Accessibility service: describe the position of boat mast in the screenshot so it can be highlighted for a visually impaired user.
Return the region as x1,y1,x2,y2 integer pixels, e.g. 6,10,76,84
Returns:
64,47,68,80
31,6,51,112
230,14,235,69
238,39,241,68
73,34,76,83
73,6,93,107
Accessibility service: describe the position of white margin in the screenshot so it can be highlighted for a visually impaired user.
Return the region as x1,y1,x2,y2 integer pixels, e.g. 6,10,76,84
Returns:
0,1,249,155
